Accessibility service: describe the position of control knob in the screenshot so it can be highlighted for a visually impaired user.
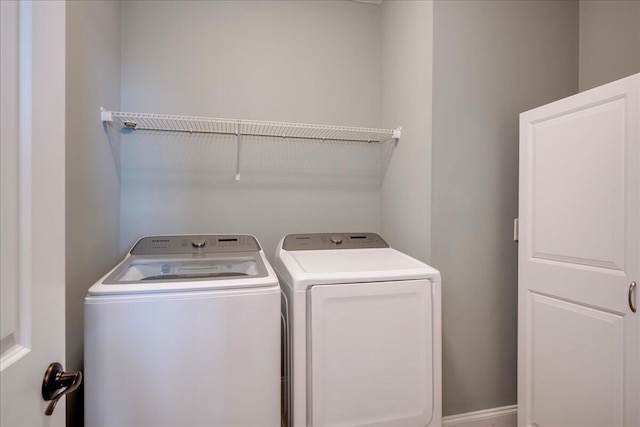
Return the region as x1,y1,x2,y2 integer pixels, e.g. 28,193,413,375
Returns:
191,239,206,248
330,235,343,245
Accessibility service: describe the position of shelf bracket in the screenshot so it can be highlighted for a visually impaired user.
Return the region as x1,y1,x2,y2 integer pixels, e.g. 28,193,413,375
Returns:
100,107,112,123
235,122,242,181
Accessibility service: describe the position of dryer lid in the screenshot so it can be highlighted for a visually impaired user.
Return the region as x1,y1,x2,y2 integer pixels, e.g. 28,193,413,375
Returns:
277,247,441,289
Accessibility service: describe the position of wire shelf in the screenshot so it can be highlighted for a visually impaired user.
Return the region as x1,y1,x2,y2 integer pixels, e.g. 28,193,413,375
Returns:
102,109,400,144
101,108,400,183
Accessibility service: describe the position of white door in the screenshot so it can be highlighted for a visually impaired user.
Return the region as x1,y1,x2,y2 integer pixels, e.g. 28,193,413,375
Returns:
1,1,68,425
518,74,639,427
309,280,433,427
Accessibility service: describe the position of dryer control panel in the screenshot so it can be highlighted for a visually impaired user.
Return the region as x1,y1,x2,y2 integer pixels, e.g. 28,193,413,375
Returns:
283,233,388,251
130,235,261,255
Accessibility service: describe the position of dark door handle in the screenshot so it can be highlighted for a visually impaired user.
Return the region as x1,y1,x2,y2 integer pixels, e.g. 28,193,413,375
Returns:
630,281,637,313
41,362,82,416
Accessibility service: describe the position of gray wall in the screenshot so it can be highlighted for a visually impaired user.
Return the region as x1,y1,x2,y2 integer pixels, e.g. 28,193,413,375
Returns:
65,1,121,425
119,0,384,257
66,0,640,422
380,1,433,263
432,0,578,416
579,0,640,91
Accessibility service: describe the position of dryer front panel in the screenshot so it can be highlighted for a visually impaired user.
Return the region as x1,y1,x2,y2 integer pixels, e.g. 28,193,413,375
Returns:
308,279,434,427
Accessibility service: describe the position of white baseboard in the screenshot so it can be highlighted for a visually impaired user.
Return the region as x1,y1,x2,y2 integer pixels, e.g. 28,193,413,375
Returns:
442,405,517,427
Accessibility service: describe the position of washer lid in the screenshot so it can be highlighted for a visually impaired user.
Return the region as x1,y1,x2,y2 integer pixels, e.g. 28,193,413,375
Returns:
277,247,440,289
106,254,265,284
88,234,278,295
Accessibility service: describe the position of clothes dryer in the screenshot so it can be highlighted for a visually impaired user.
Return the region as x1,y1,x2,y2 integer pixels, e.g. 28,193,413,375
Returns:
274,233,442,427
84,234,280,427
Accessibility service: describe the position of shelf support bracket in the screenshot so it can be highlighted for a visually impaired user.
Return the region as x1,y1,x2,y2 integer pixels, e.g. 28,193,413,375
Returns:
235,121,242,181
100,107,112,123
393,127,401,141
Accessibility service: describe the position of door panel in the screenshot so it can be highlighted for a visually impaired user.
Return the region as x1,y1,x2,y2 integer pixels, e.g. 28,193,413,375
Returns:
528,292,624,427
0,1,66,425
530,98,625,270
519,75,639,427
309,280,433,427
0,0,21,362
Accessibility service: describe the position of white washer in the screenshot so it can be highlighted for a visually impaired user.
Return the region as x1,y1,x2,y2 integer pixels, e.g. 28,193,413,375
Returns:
274,233,442,427
84,234,280,427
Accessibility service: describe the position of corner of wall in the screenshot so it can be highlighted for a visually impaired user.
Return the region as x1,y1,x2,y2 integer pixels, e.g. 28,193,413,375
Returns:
380,0,434,263
431,0,578,417
65,1,122,425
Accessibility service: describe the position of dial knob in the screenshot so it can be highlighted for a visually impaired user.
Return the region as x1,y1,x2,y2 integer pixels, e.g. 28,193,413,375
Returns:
330,235,343,244
191,239,206,248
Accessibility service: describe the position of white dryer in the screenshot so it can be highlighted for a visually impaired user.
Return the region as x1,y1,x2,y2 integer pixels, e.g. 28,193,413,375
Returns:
274,233,442,427
84,234,280,427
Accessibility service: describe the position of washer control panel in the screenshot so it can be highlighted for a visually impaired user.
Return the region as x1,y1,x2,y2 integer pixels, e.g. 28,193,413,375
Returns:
130,235,261,255
283,233,388,251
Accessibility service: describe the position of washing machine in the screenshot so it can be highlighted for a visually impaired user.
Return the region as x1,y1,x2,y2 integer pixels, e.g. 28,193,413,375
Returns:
84,234,280,427
274,232,442,427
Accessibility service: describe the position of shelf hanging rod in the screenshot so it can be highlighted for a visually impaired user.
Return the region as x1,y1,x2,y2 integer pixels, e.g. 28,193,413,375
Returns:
115,124,391,144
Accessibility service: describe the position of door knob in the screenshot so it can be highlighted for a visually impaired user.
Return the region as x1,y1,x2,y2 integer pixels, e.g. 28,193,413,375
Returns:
630,281,637,313
41,362,82,416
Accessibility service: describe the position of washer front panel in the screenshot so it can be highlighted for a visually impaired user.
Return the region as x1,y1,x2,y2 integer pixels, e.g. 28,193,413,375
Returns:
84,285,281,426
